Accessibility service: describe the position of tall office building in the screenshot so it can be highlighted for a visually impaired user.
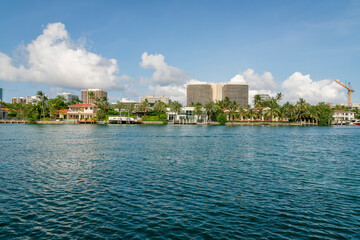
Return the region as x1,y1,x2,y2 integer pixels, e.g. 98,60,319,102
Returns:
0,88,3,102
211,83,223,102
222,83,248,107
81,89,107,104
187,84,213,106
186,82,249,107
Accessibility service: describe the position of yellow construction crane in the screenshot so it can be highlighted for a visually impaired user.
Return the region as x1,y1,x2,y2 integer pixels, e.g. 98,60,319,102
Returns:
333,79,355,106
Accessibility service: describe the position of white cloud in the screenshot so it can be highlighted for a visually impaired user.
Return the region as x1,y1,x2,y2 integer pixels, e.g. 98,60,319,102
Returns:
148,84,187,104
140,52,188,86
281,72,346,104
0,22,125,90
139,52,192,104
230,68,278,104
230,68,278,90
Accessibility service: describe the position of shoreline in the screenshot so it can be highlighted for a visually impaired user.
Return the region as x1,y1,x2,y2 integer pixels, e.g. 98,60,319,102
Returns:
0,119,319,126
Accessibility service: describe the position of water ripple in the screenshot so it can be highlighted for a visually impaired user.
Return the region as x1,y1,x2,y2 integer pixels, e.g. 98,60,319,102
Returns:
0,125,359,239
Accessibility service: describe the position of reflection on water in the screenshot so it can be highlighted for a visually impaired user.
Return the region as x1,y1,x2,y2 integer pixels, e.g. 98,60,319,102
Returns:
0,125,359,239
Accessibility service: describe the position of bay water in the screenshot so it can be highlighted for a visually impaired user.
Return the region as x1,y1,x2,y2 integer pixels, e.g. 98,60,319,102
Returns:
0,125,359,239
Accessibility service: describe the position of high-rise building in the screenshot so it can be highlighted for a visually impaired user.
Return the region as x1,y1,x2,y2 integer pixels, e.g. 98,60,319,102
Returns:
81,89,107,104
222,83,248,107
187,84,213,106
186,82,249,107
57,92,79,103
211,83,223,102
0,88,3,102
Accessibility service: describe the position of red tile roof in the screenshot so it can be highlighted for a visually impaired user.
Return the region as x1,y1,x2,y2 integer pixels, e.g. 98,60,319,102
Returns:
58,109,68,113
68,104,98,108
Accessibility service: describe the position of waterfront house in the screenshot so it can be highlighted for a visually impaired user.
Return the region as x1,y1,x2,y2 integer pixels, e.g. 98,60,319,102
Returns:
333,110,356,125
166,107,208,123
64,104,98,122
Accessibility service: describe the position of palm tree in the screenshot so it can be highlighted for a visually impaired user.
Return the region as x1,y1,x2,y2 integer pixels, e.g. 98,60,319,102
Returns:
258,108,264,121
88,91,95,104
253,94,262,108
140,99,149,120
126,103,135,123
170,101,182,122
194,102,203,122
204,101,217,122
116,101,125,117
296,98,310,123
154,100,166,121
228,102,238,121
36,91,48,120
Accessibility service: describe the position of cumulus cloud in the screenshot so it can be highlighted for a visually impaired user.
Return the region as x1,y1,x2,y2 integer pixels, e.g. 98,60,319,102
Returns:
140,52,188,86
230,68,278,104
230,68,346,105
282,72,346,104
0,22,125,90
140,52,192,103
230,68,278,90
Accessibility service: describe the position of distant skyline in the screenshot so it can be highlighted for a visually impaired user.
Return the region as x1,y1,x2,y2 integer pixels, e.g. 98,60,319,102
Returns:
0,0,359,105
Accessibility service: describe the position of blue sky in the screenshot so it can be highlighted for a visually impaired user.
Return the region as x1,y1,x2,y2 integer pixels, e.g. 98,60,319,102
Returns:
0,0,359,104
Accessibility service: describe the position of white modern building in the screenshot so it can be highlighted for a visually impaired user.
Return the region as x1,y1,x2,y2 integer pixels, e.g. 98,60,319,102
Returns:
333,110,356,124
166,107,208,123
26,96,41,104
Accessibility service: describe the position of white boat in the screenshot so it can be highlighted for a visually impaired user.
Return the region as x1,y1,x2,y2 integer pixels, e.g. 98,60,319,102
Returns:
350,119,360,125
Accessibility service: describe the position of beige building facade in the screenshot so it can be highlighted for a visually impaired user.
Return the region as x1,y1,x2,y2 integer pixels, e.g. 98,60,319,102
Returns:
139,95,171,105
81,89,107,104
187,82,249,106
187,84,213,106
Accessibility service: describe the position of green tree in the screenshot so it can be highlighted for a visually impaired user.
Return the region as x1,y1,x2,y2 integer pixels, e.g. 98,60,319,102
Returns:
194,102,203,122
116,101,126,117
217,113,227,125
68,96,81,105
253,94,262,108
170,101,182,122
126,103,135,122
140,99,149,120
228,102,238,121
315,102,334,126
36,91,48,119
154,100,166,120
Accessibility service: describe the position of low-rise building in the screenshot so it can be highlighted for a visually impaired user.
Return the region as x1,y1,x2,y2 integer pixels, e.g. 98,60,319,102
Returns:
26,96,41,104
63,104,98,121
333,110,356,124
166,107,208,123
139,95,171,105
12,97,27,103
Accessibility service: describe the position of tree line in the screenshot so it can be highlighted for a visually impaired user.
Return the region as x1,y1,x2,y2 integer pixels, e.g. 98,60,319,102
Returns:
1,91,358,125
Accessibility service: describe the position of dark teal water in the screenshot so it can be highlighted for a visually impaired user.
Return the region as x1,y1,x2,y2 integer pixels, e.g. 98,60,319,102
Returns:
0,125,359,239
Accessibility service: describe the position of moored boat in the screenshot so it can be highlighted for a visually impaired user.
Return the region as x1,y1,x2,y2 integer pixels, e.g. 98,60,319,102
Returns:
350,119,360,125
